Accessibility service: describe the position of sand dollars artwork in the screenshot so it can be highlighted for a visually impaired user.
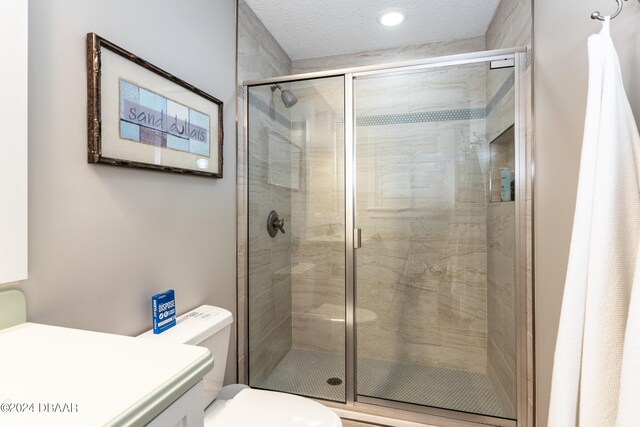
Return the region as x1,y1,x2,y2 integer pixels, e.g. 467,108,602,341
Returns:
87,33,223,178
119,81,211,157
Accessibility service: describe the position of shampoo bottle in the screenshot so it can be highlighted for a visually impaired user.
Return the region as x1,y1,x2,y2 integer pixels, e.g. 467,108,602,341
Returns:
510,170,515,201
501,168,511,201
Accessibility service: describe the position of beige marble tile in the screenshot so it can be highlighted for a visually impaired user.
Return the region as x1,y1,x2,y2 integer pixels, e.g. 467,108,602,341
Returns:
488,91,516,144
522,42,535,427
249,277,291,339
292,312,345,354
237,356,246,384
292,276,344,314
487,346,517,418
356,74,411,116
334,102,491,371
291,36,485,74
436,36,487,57
407,64,486,112
238,1,290,82
238,0,295,386
486,200,518,418
486,0,531,51
288,81,346,352
248,315,292,386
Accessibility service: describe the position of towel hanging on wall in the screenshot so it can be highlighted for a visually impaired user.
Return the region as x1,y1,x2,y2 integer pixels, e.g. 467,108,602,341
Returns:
548,17,640,427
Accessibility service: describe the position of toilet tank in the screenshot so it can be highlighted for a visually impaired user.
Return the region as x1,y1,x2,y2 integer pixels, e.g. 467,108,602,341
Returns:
138,305,233,408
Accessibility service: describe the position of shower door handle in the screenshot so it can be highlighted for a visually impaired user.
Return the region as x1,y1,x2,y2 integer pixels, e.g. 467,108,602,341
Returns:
354,228,362,249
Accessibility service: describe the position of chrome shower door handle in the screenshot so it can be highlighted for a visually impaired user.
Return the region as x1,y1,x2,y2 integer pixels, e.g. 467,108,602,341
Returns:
354,228,362,249
267,210,286,237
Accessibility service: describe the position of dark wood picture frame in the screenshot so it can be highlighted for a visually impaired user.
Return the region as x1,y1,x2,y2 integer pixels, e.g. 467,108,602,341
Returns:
86,33,224,178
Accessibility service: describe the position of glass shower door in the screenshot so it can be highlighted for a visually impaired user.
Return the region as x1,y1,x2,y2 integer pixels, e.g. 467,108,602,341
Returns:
353,62,517,419
246,76,347,402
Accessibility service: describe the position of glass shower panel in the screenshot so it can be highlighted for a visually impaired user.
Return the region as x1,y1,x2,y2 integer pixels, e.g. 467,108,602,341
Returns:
247,76,346,402
354,62,517,419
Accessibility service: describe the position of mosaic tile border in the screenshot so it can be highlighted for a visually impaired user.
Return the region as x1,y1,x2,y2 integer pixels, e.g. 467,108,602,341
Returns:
291,121,307,131
240,74,515,129
356,108,486,127
486,73,515,115
239,86,292,129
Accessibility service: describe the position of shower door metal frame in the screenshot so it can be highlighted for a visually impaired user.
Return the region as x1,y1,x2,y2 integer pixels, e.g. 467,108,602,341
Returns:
241,47,531,427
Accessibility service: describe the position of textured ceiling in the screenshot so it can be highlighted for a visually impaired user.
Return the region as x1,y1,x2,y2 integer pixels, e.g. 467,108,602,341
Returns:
244,0,501,60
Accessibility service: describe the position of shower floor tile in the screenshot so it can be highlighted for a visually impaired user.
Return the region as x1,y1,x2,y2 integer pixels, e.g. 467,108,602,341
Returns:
257,348,509,419
259,348,347,401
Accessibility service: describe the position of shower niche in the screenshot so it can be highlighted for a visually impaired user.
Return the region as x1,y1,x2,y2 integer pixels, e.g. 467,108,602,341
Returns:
243,50,527,426
489,125,516,203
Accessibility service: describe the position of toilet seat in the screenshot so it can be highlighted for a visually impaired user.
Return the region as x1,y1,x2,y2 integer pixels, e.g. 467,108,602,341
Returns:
204,389,342,427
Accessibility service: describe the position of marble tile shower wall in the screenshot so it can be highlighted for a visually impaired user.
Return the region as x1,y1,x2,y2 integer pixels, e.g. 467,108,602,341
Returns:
246,87,294,386
354,123,491,372
485,0,532,420
237,0,293,385
485,66,518,416
291,36,485,74
287,38,494,372
288,78,346,354
285,63,494,373
486,200,517,416
351,64,490,372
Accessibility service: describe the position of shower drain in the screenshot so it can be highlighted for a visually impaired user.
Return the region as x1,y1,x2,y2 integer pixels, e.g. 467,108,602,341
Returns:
327,377,343,386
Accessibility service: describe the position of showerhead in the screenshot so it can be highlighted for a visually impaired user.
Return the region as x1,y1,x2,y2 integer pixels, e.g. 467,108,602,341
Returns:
271,84,298,108
280,89,298,108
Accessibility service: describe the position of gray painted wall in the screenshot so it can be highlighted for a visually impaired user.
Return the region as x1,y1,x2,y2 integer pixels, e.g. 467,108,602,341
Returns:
2,0,238,384
534,0,640,425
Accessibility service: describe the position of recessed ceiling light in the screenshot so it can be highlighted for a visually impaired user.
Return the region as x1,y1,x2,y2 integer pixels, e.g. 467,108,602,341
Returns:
378,9,406,27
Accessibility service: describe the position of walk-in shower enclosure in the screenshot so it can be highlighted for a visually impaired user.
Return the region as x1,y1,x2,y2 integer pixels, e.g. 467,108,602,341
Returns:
242,49,528,427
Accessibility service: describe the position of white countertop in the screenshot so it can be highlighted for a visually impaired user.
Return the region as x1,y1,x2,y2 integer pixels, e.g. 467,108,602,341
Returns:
0,323,213,426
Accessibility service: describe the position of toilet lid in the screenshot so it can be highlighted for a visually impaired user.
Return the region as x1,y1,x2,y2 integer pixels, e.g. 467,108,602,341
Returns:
205,389,342,427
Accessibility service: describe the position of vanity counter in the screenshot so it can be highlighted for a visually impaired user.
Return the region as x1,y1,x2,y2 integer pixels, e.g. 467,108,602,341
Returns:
0,322,213,426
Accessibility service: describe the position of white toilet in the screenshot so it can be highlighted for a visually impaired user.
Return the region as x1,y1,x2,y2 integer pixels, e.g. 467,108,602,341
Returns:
139,305,342,427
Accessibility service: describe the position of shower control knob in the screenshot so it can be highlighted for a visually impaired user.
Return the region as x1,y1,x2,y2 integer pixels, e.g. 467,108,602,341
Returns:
267,210,286,237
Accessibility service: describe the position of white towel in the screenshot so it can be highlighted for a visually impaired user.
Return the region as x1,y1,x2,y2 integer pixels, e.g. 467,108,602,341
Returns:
548,17,640,427
617,254,640,426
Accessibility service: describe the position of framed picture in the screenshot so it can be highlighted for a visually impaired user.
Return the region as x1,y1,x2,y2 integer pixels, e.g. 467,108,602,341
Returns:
86,33,223,178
